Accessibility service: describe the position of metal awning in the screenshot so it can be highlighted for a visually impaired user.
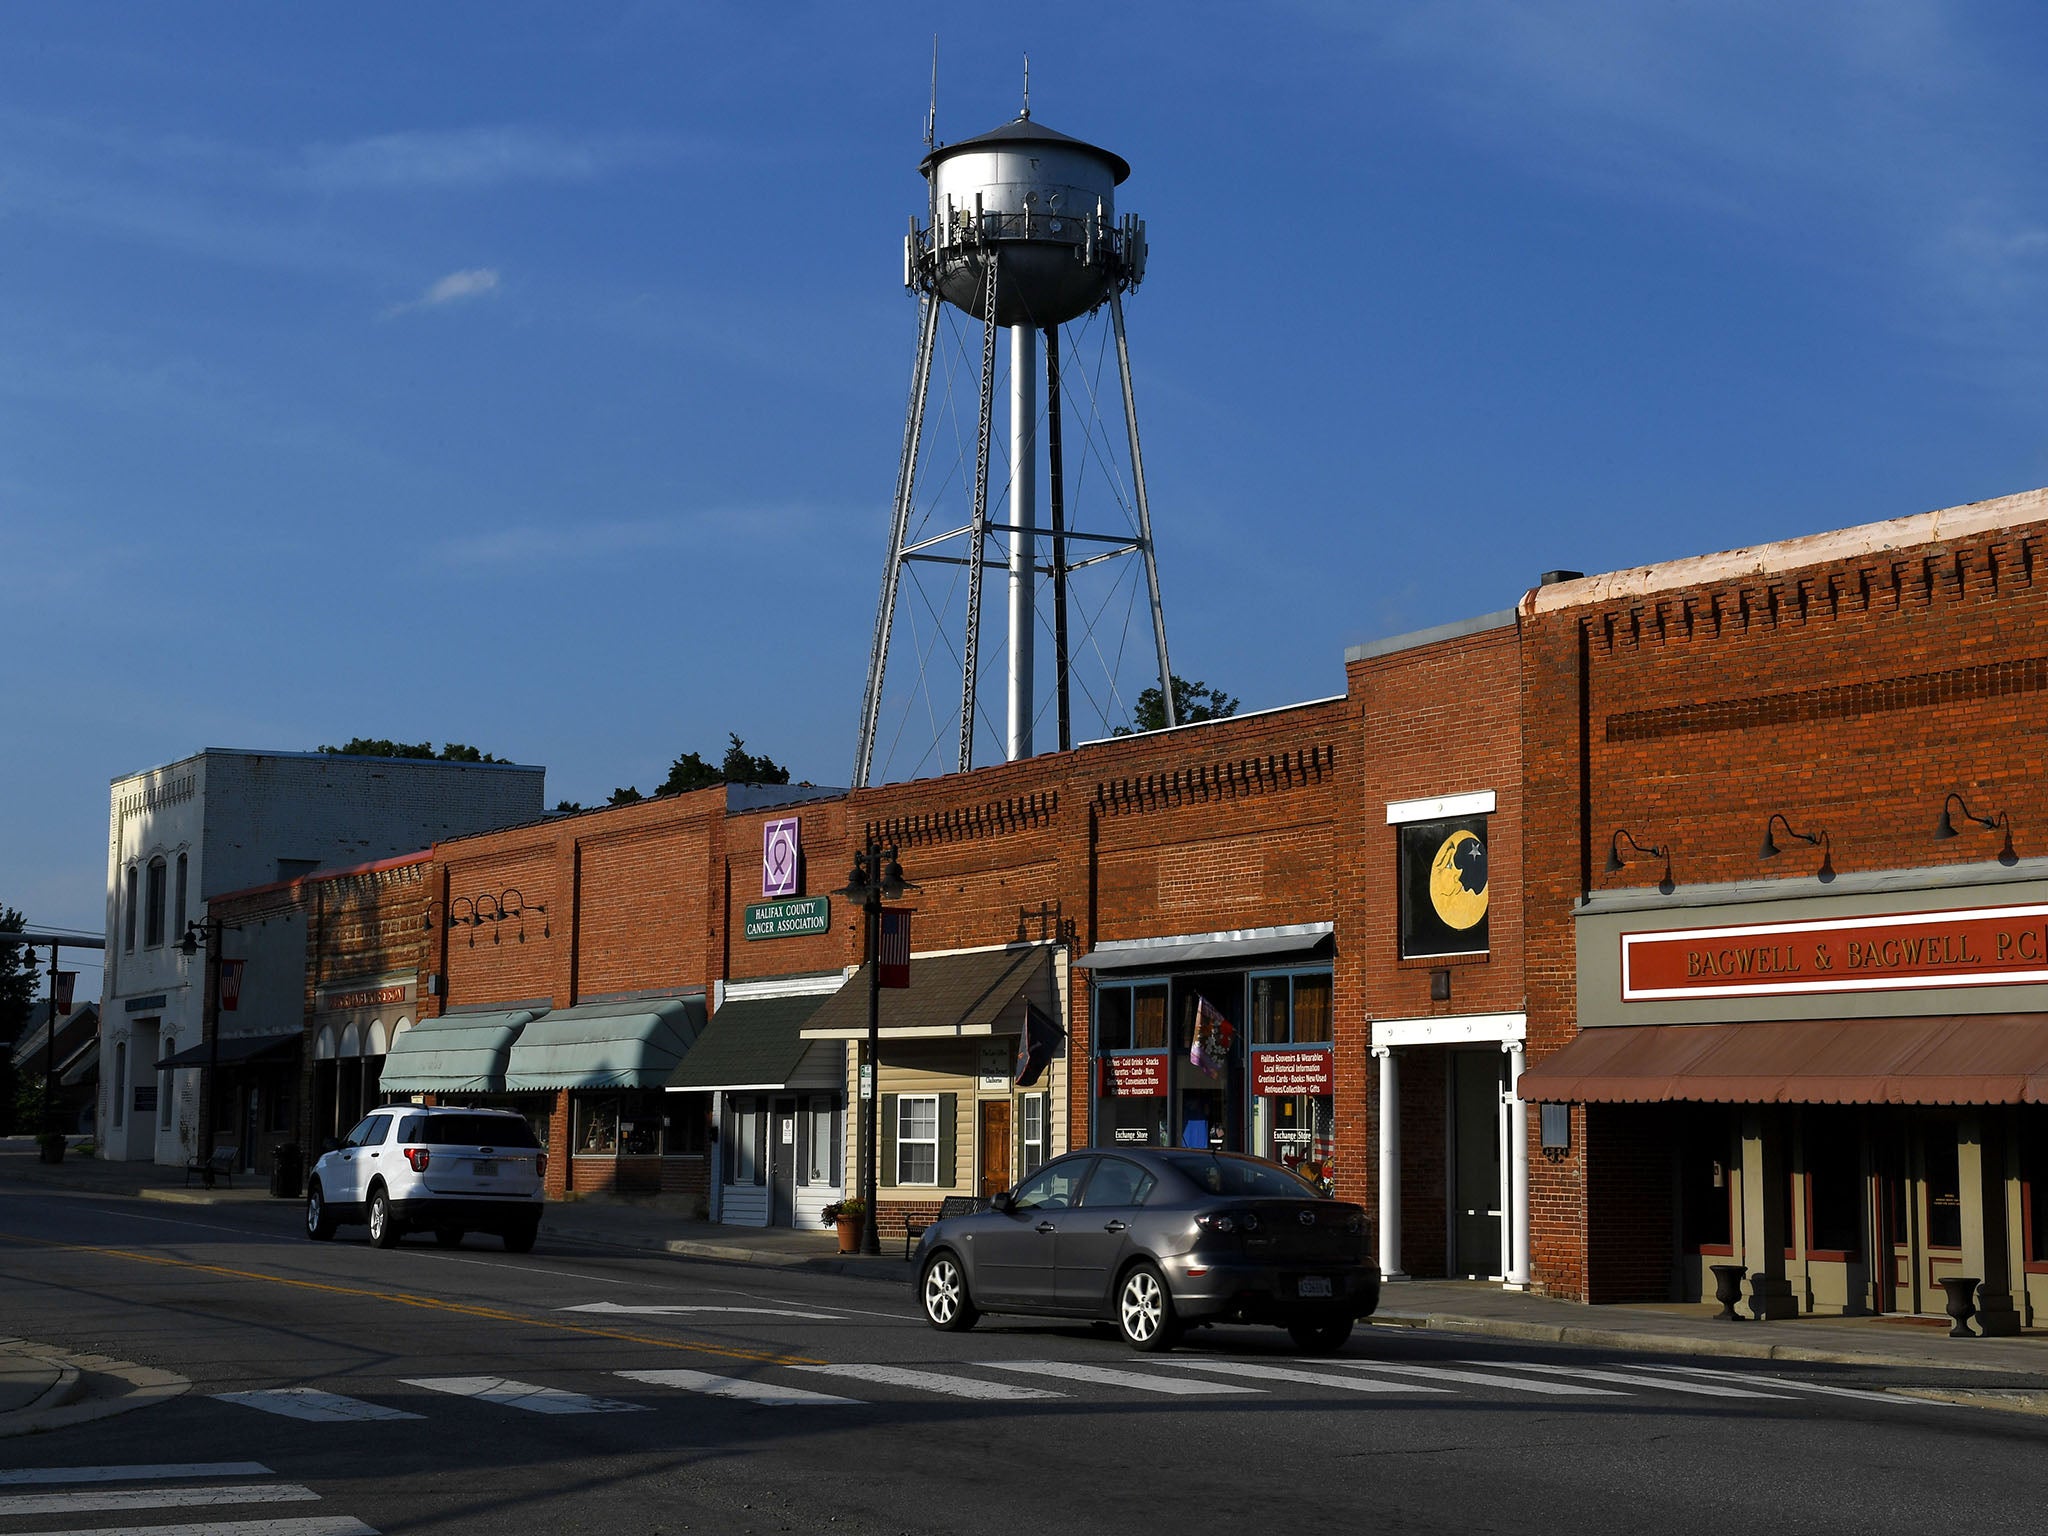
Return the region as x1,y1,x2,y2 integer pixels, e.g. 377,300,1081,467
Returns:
800,947,1053,1041
379,1009,539,1096
156,1032,302,1071
1073,923,1334,973
59,1039,99,1088
503,997,703,1092
666,993,830,1092
1518,1016,2048,1106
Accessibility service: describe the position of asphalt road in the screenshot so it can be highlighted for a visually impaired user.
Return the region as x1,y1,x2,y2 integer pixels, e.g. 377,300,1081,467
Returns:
2,1190,2044,1536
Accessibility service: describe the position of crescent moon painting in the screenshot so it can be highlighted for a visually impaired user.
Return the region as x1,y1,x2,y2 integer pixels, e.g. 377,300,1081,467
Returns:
1428,829,1489,931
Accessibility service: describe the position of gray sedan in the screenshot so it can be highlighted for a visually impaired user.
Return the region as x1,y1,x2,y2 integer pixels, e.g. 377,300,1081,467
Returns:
911,1148,1379,1353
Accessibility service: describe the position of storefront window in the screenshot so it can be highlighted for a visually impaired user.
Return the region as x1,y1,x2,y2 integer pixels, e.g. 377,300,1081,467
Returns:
2025,1128,2048,1265
1926,1124,1963,1249
575,1096,620,1155
1805,1114,1861,1257
1248,970,1334,1187
669,1092,712,1156
805,1097,839,1185
1678,1112,1733,1251
1096,980,1172,1148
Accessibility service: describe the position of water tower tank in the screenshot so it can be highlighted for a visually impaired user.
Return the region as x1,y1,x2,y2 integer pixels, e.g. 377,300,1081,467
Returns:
918,114,1139,327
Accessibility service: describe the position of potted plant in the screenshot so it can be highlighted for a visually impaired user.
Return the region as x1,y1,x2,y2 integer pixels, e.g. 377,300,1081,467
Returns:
821,1197,866,1254
37,1130,65,1165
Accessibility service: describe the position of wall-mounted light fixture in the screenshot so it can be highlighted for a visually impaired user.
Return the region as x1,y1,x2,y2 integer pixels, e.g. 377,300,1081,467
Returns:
497,888,549,942
1605,829,1673,894
1934,793,2016,866
1759,813,1833,882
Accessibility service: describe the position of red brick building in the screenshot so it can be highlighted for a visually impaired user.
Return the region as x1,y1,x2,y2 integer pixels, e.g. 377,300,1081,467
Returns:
1520,487,2048,1324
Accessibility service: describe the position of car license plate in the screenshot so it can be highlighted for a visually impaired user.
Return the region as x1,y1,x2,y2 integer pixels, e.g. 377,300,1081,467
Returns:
472,1160,498,1177
1297,1275,1332,1298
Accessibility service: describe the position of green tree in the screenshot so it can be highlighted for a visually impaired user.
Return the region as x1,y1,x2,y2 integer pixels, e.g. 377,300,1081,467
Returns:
1114,677,1240,736
607,785,646,806
0,906,34,1048
318,738,508,763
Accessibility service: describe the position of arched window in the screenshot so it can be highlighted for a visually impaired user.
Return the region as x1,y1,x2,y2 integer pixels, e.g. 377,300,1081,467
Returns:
113,1042,128,1127
124,867,138,952
174,853,189,939
159,1037,176,1129
144,857,168,948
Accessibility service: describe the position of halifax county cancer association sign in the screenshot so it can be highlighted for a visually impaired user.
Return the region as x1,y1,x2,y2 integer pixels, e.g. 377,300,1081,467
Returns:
1620,900,2048,1002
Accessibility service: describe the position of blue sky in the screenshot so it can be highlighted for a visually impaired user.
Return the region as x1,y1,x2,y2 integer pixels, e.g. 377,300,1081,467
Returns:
6,3,2048,987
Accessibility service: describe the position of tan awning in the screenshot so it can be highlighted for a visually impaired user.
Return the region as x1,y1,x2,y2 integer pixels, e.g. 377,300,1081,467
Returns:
799,946,1054,1041
1518,1016,2048,1105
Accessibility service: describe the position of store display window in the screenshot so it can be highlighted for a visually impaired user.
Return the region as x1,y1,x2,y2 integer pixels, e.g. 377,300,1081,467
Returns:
1095,980,1170,1147
1247,970,1334,1191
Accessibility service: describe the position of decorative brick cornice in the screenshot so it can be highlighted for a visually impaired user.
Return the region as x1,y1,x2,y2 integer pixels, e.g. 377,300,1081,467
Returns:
870,791,1059,849
1093,744,1335,817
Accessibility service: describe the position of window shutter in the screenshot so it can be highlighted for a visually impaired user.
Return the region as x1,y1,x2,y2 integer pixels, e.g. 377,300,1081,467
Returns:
938,1093,957,1187
881,1093,898,1187
753,1105,767,1186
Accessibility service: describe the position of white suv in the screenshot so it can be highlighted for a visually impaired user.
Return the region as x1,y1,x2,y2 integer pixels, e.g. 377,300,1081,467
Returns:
306,1106,546,1252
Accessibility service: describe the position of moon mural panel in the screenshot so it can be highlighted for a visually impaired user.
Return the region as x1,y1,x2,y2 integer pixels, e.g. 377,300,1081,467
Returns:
1401,817,1491,957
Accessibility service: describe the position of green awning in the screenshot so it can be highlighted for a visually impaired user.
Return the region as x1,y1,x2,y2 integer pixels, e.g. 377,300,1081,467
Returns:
379,1009,539,1096
666,993,830,1092
504,996,703,1092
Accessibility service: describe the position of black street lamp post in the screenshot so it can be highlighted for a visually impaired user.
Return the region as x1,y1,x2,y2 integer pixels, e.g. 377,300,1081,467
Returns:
838,838,911,1259
180,915,238,1187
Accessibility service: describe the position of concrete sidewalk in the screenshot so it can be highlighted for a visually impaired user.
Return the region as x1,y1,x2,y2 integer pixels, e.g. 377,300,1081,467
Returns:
7,1137,2047,1385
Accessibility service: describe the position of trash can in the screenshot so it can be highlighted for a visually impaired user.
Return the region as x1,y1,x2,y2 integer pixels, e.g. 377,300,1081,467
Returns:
270,1143,303,1200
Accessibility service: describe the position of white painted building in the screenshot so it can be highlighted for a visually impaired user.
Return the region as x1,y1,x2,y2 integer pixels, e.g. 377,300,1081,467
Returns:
100,748,547,1164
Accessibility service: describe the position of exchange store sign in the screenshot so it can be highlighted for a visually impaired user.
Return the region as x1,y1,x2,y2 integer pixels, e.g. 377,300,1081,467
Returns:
1621,901,2048,1001
1251,1048,1334,1096
743,896,831,941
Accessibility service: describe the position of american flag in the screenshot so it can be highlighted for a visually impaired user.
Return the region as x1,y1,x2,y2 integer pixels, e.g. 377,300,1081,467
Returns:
878,907,911,989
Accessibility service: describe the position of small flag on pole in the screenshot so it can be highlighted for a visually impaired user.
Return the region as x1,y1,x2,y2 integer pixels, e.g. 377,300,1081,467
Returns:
219,959,246,1011
52,971,76,1015
878,908,911,989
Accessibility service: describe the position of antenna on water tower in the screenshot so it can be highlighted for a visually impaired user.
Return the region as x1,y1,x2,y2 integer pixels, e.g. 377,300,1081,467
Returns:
853,75,1174,786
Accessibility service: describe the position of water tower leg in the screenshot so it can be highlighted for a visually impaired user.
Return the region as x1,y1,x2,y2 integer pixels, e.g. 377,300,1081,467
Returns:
1110,287,1176,727
958,265,1000,773
1006,324,1037,761
1044,324,1071,754
855,294,940,787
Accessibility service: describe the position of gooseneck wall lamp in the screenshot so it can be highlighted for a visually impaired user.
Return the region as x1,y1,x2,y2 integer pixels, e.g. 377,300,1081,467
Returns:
1759,813,1834,882
1605,829,1674,893
1934,793,2016,866
424,890,550,944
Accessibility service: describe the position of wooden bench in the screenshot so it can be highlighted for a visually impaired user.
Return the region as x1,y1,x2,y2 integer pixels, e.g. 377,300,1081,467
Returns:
185,1146,237,1187
904,1195,987,1259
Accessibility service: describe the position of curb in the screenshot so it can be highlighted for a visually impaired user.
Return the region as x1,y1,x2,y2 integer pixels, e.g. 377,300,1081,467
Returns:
548,1226,911,1285
0,1339,190,1439
1371,1311,2034,1377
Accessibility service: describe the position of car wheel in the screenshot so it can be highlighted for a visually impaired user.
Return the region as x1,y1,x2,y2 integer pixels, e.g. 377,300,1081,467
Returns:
434,1229,464,1248
920,1251,979,1332
503,1218,539,1254
304,1182,336,1241
1116,1261,1181,1352
1287,1317,1354,1355
366,1185,400,1248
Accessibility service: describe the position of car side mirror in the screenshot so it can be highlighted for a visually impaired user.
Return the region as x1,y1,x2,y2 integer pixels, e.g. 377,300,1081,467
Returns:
990,1190,1015,1214
320,1137,339,1153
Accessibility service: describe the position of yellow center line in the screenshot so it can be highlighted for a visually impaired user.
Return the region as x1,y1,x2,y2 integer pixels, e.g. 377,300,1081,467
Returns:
0,1231,826,1367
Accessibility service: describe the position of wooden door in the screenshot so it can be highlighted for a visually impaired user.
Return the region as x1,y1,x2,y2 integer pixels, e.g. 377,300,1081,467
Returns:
979,1101,1011,1199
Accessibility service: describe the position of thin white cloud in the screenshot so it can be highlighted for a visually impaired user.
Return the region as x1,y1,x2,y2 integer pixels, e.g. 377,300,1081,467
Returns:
299,126,660,191
432,507,856,571
384,267,501,319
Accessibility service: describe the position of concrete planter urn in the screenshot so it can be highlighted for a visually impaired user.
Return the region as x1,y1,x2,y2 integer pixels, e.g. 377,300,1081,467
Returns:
1938,1275,1981,1338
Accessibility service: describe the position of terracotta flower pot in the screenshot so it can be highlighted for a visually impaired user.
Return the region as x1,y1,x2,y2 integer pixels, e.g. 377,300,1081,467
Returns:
834,1213,861,1254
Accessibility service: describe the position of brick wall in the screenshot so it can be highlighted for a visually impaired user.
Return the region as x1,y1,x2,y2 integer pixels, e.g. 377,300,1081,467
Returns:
1522,488,2048,1299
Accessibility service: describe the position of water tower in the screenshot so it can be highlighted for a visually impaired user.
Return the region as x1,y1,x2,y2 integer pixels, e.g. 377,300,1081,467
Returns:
852,102,1176,786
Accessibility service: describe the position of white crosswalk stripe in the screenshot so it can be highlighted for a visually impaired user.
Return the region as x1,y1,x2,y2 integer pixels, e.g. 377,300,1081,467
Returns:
1462,1360,1790,1398
790,1364,1063,1400
0,1462,274,1486
216,1388,425,1423
1153,1359,1452,1393
617,1368,862,1405
0,1482,321,1518
1641,1363,1951,1407
6,1522,375,1536
977,1360,1263,1395
1326,1361,1624,1396
403,1375,648,1415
